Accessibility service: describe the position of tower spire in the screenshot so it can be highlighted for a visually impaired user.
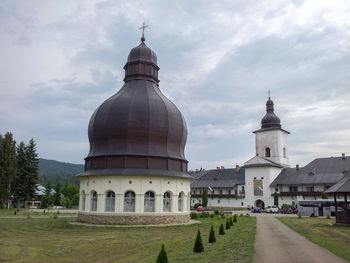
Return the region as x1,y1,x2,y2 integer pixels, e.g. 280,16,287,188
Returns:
139,22,148,42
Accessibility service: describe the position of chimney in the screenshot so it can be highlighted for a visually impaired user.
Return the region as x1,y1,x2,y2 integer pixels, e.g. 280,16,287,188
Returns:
235,164,240,172
296,164,299,170
216,166,220,171
221,166,224,171
195,168,199,173
189,170,193,174
342,153,345,159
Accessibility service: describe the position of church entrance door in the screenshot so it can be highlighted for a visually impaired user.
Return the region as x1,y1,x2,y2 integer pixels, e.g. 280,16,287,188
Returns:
255,199,265,210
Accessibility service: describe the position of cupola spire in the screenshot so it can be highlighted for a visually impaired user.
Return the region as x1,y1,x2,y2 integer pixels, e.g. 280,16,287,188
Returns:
261,95,281,129
139,22,148,42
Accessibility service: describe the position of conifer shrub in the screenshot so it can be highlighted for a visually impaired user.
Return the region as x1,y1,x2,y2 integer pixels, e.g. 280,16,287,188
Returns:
240,213,243,217
225,219,230,230
190,212,199,219
229,217,233,226
214,209,219,215
208,226,216,243
219,223,225,235
14,210,17,215
233,214,237,222
210,213,214,218
200,212,209,218
193,230,204,253
156,244,168,263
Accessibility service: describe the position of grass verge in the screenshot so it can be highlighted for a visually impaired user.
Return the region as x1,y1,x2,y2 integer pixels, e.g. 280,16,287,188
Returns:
278,217,350,262
0,214,255,263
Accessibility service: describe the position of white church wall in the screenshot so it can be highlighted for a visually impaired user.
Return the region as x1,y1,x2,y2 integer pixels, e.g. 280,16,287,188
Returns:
255,129,289,167
245,166,282,208
79,175,191,214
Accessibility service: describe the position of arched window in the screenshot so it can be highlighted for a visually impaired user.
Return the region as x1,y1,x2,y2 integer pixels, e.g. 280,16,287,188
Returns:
105,191,115,212
81,191,86,211
124,191,135,212
163,191,171,212
265,147,271,157
283,147,286,158
144,191,155,212
91,191,98,212
178,192,183,212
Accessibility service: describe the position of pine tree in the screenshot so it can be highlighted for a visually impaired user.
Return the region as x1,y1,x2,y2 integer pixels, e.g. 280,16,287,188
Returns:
274,192,279,207
156,244,168,263
219,224,225,235
193,229,204,253
233,214,237,223
0,132,17,208
225,219,230,230
208,225,216,243
24,139,39,203
229,217,233,226
41,181,54,208
53,183,62,206
202,189,208,208
11,142,27,207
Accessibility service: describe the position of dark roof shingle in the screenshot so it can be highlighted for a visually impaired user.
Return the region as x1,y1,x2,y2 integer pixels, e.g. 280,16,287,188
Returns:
270,156,350,187
191,168,245,188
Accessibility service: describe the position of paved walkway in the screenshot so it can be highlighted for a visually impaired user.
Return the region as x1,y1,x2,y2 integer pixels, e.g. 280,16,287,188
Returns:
254,214,348,263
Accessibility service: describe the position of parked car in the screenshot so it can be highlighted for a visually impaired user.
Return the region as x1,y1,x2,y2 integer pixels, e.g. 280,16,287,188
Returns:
280,206,293,214
265,205,278,213
252,207,261,213
196,206,205,212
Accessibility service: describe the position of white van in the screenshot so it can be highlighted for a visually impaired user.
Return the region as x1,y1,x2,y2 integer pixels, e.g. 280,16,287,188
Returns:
265,205,278,213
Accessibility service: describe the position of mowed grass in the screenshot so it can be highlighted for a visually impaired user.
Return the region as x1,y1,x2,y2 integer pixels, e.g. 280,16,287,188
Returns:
278,217,350,262
0,215,255,263
0,208,76,217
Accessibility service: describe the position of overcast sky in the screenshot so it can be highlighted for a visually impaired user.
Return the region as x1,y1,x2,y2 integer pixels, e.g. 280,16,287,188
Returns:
1,0,350,170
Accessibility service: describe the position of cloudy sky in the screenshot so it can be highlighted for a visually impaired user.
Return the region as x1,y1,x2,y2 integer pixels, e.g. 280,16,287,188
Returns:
1,0,350,170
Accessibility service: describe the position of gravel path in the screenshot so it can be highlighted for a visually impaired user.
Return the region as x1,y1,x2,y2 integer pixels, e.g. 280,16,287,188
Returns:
254,215,348,263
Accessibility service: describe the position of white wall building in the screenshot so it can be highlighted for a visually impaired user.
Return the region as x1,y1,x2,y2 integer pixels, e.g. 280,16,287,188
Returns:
191,97,349,210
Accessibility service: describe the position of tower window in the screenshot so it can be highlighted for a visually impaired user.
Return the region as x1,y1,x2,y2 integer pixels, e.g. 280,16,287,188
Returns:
283,147,286,158
265,147,271,157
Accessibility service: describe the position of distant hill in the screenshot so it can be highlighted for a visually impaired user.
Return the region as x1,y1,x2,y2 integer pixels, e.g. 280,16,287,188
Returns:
39,158,84,185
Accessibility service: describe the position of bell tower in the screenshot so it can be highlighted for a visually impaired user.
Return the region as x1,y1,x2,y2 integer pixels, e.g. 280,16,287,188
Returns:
253,96,290,167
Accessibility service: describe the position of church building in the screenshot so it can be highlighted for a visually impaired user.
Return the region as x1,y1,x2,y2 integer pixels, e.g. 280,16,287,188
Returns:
77,31,192,225
191,97,349,210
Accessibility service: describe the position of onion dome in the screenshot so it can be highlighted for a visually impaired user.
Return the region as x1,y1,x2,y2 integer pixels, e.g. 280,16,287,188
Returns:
261,97,281,129
84,36,189,178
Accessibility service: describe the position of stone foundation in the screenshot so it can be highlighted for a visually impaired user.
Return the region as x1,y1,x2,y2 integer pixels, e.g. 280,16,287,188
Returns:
78,212,190,225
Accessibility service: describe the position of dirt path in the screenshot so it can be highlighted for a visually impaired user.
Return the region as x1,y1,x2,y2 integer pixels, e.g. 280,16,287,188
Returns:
254,215,348,263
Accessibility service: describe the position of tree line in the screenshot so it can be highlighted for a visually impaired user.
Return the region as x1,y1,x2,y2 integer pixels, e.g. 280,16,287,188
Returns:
41,181,79,209
0,132,80,209
0,132,39,208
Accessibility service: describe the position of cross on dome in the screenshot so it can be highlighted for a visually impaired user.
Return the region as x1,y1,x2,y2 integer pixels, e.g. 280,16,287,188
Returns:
139,22,148,42
268,89,271,100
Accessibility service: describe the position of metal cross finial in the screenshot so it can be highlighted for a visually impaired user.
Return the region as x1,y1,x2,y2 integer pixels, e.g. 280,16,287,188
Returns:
268,89,271,99
139,22,148,42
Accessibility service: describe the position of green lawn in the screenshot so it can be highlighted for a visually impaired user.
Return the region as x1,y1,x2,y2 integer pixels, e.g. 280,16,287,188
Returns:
0,208,76,217
278,217,350,262
0,214,255,263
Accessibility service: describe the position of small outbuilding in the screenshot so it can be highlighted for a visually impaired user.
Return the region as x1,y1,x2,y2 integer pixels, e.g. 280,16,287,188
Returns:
324,174,350,224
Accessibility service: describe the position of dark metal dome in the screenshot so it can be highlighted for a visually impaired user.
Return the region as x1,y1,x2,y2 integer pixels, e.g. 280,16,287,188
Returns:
261,97,281,129
84,40,189,177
